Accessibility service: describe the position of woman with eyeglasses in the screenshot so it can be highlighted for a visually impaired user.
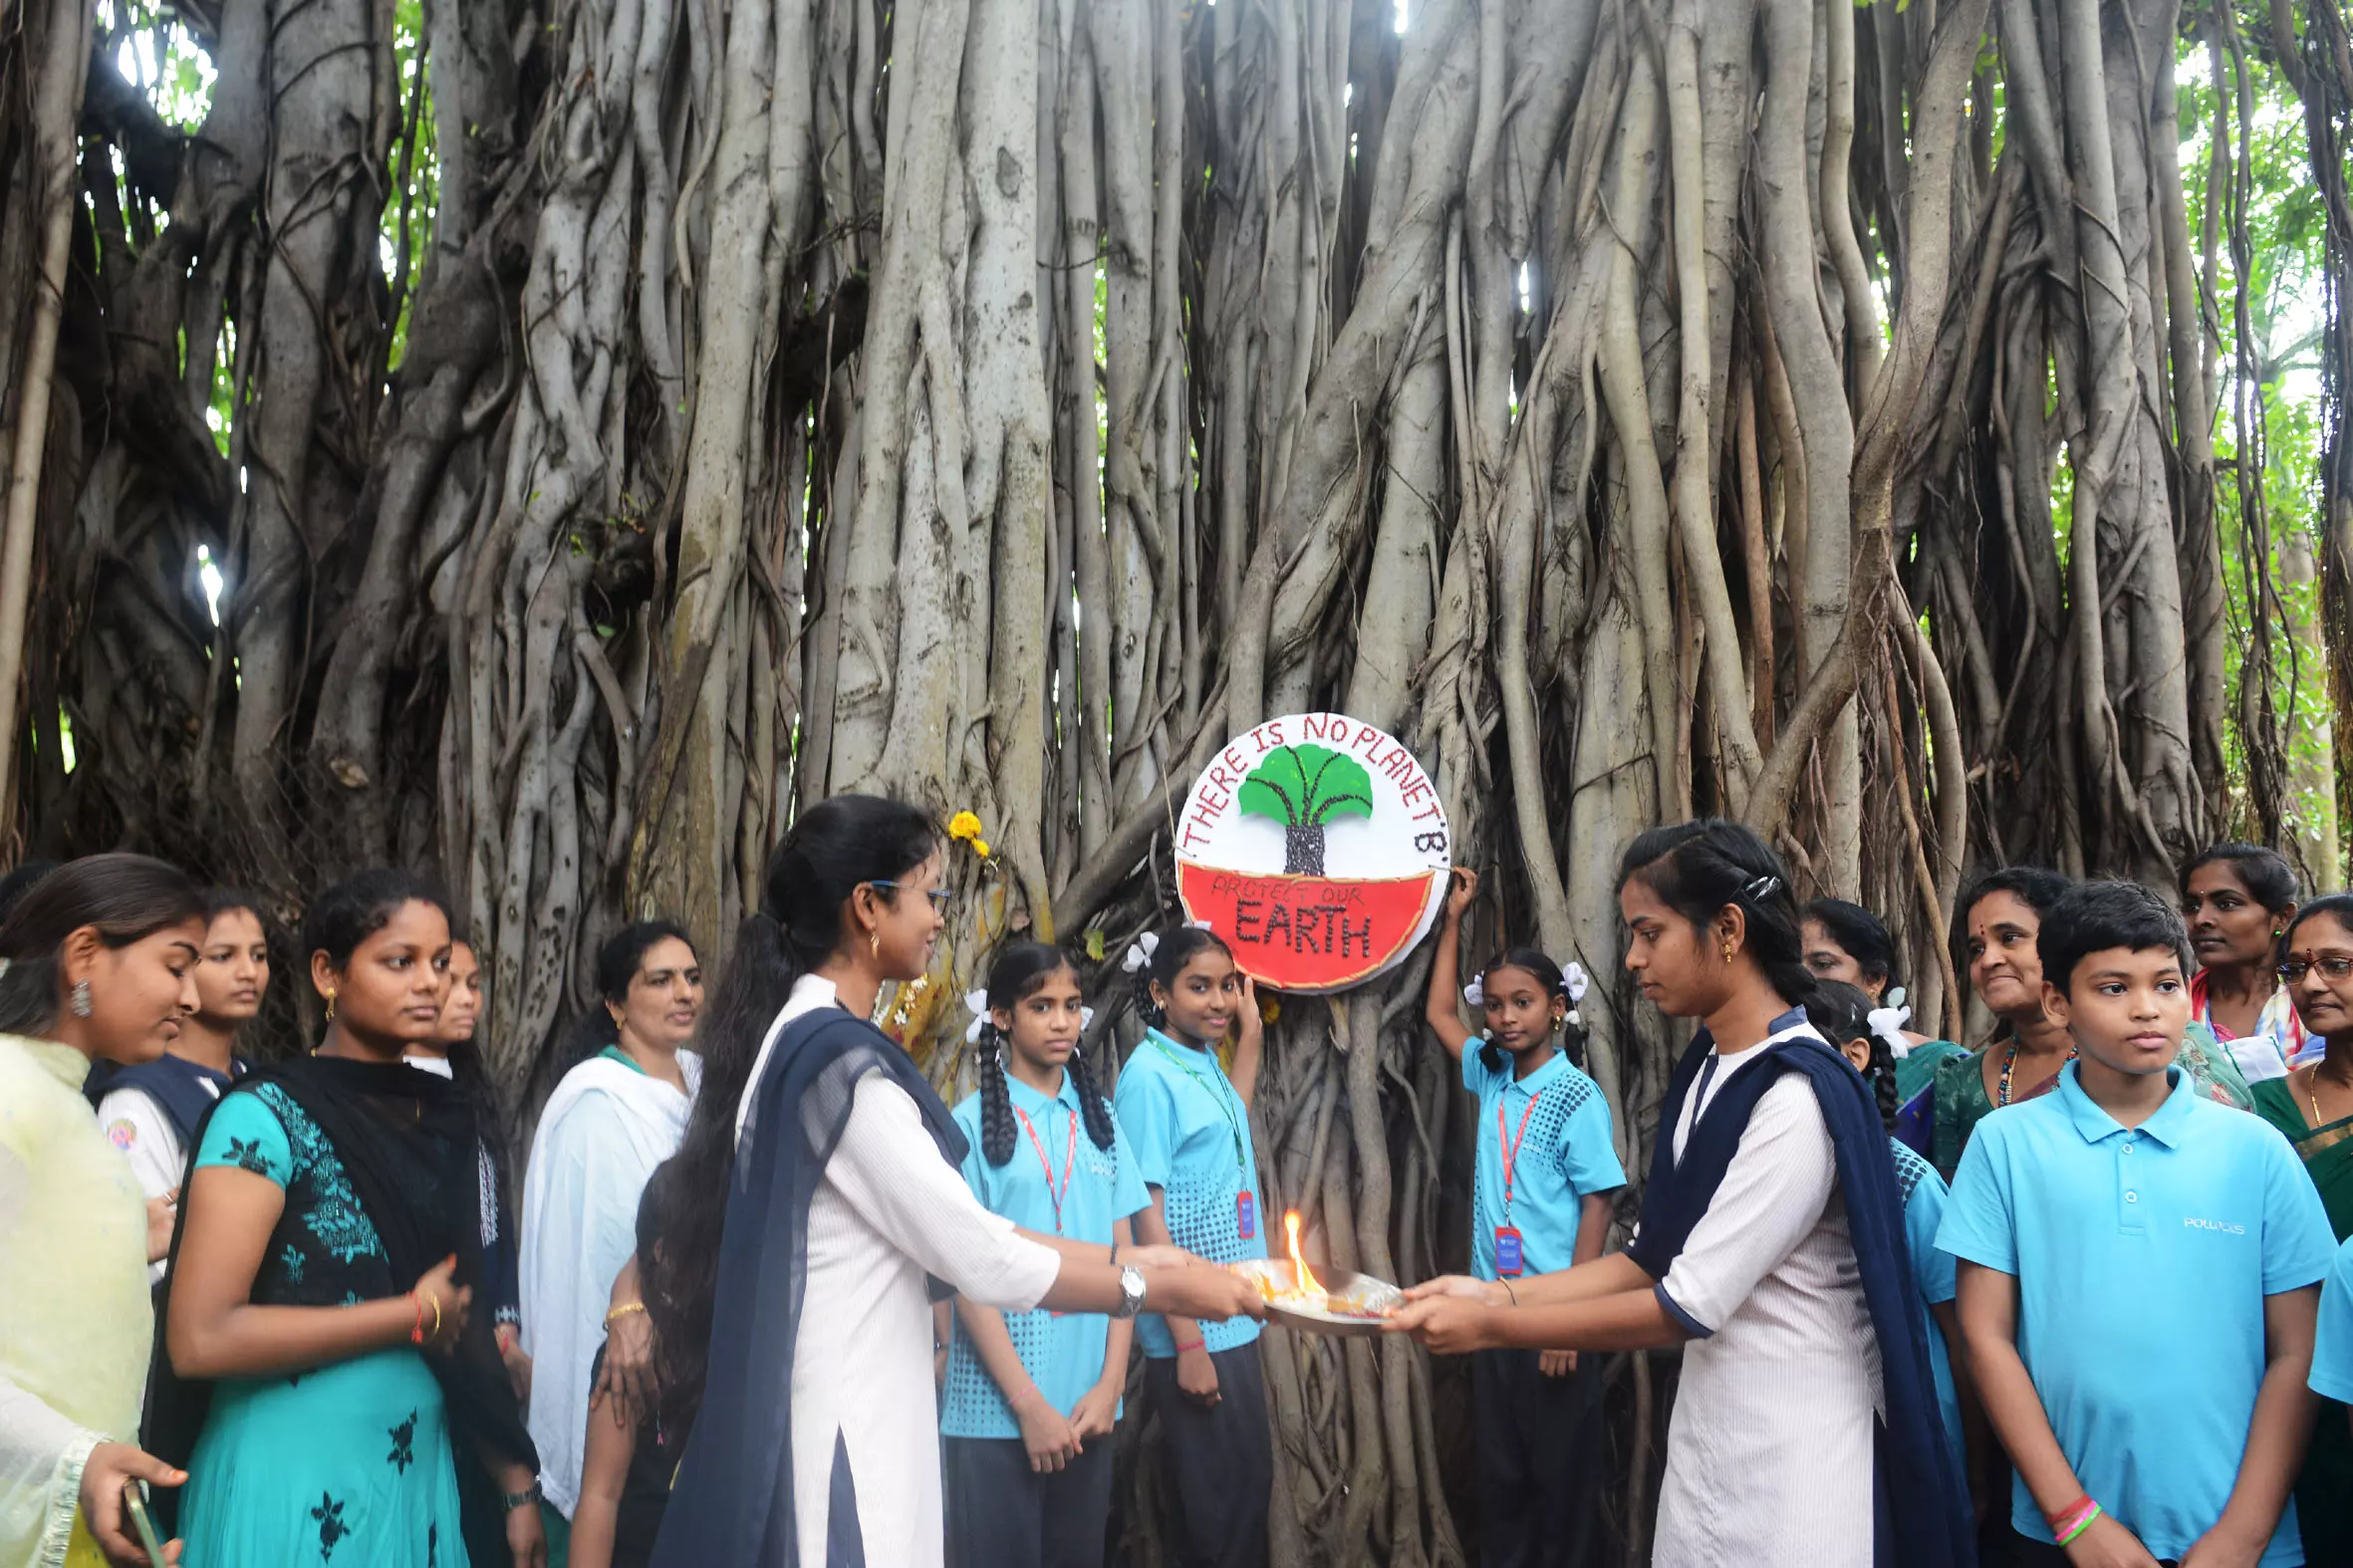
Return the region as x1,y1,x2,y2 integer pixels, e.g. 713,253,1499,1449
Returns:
591,794,1260,1568
2257,893,2353,1558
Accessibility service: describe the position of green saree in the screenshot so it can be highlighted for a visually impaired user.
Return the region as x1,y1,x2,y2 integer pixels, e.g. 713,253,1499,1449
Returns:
2252,1074,2353,1560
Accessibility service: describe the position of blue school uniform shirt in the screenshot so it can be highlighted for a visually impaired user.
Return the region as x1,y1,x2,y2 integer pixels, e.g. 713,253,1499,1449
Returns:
1462,1046,1624,1280
1114,1028,1268,1357
1891,1136,1964,1474
1937,1062,2336,1566
940,1069,1153,1438
2313,1234,2353,1405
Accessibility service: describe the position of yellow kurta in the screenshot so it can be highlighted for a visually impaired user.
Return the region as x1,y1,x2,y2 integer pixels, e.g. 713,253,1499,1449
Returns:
0,1034,152,1568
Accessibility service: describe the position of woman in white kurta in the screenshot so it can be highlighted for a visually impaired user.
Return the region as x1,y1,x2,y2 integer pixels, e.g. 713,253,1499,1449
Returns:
1391,821,1967,1568
520,920,703,1524
593,796,1265,1568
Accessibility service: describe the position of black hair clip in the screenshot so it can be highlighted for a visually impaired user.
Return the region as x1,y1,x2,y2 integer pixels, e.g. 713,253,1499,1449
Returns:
1742,875,1782,903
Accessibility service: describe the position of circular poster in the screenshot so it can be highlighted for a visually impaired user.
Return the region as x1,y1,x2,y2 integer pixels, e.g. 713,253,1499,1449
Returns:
1173,713,1451,993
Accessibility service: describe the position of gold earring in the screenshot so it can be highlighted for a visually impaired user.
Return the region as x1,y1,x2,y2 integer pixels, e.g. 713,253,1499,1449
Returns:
871,930,881,958
1721,938,1735,963
324,989,338,1022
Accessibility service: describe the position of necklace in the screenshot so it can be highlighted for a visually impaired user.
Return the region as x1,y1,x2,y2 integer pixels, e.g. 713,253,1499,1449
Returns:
1997,1038,2075,1107
2308,1063,2352,1129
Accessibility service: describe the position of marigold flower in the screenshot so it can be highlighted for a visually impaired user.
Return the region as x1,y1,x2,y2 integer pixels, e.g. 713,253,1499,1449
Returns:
946,810,983,842
971,838,991,859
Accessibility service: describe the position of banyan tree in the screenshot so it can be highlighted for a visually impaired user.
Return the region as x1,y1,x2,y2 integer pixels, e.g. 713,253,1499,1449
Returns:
3,0,2350,1559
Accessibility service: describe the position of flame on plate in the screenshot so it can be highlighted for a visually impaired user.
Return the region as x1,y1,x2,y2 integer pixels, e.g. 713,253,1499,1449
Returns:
1258,1210,1332,1312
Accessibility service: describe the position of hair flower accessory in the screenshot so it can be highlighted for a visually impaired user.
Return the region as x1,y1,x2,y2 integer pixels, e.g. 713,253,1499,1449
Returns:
1885,985,1908,1009
1461,974,1485,1008
1563,961,1590,1002
963,987,992,1044
1867,1003,1913,1058
1122,931,1161,974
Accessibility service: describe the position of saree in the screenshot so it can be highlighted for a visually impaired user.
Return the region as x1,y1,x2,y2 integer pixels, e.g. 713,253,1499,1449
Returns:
2252,1075,2353,1557
2192,970,2308,1078
520,1050,699,1517
1892,1040,1965,1158
0,1035,150,1568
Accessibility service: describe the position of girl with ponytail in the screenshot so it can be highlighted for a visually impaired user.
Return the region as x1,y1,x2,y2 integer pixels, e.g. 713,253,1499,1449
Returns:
939,942,1148,1568
1391,819,1972,1568
1422,866,1624,1568
626,796,1258,1568
1806,980,1973,1484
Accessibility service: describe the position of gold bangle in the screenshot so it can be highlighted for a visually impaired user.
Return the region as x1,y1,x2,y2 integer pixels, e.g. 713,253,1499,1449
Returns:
429,1295,443,1339
605,1300,648,1326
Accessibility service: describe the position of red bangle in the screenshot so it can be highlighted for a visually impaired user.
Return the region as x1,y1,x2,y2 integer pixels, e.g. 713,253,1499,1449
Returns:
1173,1337,1205,1354
2046,1496,2097,1538
408,1291,427,1346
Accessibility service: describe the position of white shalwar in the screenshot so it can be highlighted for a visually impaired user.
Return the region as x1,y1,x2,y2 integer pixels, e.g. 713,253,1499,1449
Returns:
1650,1034,1880,1568
744,976,1061,1568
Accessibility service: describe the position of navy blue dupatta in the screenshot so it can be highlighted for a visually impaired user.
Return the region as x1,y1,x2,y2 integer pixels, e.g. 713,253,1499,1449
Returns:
649,1005,969,1568
1626,1019,1974,1568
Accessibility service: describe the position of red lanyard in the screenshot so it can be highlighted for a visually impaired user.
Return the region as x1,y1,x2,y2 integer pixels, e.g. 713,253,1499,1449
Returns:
1496,1089,1546,1224
1014,1104,1079,1232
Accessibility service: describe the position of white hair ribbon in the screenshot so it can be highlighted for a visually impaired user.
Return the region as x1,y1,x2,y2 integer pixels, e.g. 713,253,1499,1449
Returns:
1184,918,1213,931
1122,931,1161,974
1563,961,1590,1003
1885,985,1909,1009
964,987,992,1045
1081,1005,1096,1030
1461,975,1485,1008
1867,1003,1913,1058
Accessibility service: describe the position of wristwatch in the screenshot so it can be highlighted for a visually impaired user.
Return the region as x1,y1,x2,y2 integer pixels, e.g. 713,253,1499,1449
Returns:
502,1478,544,1512
1112,1264,1148,1320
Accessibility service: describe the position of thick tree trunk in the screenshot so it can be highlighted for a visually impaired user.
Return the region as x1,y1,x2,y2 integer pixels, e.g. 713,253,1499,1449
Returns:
21,0,2336,1555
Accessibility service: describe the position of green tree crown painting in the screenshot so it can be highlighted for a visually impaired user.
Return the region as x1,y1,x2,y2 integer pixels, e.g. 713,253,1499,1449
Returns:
1238,744,1375,877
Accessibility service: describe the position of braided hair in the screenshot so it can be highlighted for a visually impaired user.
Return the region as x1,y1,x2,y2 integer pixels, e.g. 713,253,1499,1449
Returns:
976,940,1116,1166
1806,978,1898,1133
1471,947,1587,1075
1132,923,1233,1031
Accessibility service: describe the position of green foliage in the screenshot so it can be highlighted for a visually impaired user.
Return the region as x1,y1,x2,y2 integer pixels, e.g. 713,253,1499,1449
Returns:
2179,38,2334,846
1238,745,1376,829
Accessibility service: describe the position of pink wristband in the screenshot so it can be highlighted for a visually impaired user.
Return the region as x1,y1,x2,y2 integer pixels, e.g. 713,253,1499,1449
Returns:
2046,1496,2099,1542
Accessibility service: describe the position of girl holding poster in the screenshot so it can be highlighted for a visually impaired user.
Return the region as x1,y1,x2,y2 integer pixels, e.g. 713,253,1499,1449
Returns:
1423,867,1625,1568
1114,924,1271,1568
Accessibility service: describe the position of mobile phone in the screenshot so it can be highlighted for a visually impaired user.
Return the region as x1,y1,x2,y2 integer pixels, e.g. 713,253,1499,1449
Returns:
123,1478,169,1565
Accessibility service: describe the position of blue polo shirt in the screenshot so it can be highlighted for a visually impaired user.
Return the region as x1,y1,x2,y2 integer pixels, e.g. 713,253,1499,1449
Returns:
940,1069,1152,1437
1938,1063,2336,1565
1892,1137,1964,1472
1114,1028,1267,1357
2313,1234,2353,1405
1463,1047,1624,1280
